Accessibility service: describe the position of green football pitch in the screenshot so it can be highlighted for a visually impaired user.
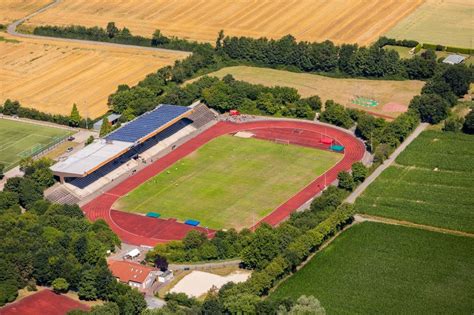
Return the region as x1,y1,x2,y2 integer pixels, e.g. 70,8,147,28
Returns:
0,119,71,170
115,135,341,230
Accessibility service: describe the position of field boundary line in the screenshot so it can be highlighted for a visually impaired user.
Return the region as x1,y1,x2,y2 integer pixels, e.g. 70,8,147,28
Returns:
355,214,474,238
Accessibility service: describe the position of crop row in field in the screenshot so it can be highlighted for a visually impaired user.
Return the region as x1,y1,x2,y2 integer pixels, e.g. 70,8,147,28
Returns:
396,130,474,172
0,0,50,24
23,0,423,45
271,222,474,314
0,34,186,118
386,0,474,49
355,131,474,233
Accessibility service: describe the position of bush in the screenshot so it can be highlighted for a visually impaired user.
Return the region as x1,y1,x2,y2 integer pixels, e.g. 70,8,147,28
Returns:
320,100,354,129
337,171,355,191
409,94,449,124
462,110,474,134
351,162,368,184
443,116,464,132
52,277,69,294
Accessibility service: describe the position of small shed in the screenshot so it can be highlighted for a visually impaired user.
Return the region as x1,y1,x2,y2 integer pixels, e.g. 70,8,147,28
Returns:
442,54,466,65
158,270,174,283
124,248,140,259
93,113,122,131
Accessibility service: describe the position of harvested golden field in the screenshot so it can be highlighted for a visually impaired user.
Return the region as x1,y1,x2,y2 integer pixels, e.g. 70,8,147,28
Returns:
195,66,424,119
0,34,187,118
24,0,424,45
386,0,474,48
0,0,50,24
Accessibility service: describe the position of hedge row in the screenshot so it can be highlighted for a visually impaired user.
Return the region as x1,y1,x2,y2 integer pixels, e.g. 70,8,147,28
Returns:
422,43,473,55
243,204,355,296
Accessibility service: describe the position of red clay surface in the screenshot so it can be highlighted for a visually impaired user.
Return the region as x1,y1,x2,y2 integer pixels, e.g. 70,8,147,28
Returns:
0,290,89,315
82,120,365,246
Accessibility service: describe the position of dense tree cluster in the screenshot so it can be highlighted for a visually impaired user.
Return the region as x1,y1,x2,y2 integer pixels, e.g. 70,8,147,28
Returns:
409,64,472,124
0,198,147,314
221,35,406,78
0,162,147,313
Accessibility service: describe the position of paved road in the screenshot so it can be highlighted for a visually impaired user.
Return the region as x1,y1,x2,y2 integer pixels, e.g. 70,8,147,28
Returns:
7,0,190,56
346,122,429,204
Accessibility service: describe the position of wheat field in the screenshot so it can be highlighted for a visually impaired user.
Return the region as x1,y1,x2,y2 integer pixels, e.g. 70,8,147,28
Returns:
24,0,425,45
0,0,50,24
0,34,187,117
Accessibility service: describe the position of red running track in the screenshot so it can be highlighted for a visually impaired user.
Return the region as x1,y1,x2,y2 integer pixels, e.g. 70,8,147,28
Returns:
82,120,365,246
0,290,89,315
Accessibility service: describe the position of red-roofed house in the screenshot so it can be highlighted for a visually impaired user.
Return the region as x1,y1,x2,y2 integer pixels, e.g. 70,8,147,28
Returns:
108,260,158,292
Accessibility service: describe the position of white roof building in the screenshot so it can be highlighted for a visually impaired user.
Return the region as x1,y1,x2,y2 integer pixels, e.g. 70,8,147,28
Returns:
442,54,466,65
50,139,132,178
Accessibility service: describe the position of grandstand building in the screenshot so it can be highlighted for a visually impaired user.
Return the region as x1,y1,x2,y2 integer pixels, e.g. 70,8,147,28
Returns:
47,103,216,204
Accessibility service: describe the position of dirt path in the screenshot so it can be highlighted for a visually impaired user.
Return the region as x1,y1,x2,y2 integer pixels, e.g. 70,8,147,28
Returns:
354,214,474,238
6,0,189,56
346,122,429,204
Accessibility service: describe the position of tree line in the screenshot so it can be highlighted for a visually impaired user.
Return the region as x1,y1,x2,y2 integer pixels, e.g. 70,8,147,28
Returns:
33,22,210,52
1,100,93,129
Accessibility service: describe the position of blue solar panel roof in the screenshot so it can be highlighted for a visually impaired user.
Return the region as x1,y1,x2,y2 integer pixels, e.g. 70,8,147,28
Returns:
106,104,191,143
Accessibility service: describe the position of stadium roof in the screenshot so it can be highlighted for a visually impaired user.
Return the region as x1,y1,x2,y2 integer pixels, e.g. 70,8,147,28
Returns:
442,54,466,65
106,104,192,143
50,139,132,177
51,104,193,178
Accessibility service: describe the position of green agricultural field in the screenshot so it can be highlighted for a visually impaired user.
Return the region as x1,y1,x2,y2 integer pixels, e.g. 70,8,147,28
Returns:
355,131,474,233
271,222,474,314
386,0,473,49
0,119,71,170
192,66,424,118
115,135,341,230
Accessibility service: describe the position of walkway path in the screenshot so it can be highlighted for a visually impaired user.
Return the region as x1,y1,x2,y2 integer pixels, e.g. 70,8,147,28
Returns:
346,123,428,204
7,0,190,56
355,214,474,238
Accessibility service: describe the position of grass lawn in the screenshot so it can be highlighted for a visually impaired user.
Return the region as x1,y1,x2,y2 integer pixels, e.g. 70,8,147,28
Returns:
383,45,413,59
115,135,341,230
385,0,473,49
355,131,474,233
192,66,424,119
271,222,474,314
0,119,71,170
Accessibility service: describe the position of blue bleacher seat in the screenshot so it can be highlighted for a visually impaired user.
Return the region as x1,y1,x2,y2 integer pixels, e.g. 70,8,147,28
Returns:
106,104,191,143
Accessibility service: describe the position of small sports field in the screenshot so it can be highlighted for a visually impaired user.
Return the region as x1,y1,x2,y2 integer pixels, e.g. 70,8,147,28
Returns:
0,119,71,170
271,222,474,314
115,135,341,230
